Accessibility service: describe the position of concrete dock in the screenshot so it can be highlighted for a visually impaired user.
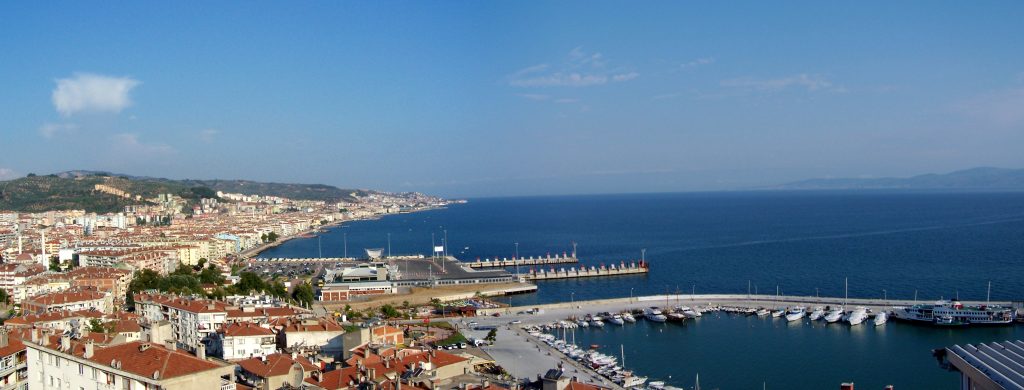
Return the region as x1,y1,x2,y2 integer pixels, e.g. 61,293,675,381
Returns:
525,261,648,280
466,254,578,268
476,294,1014,316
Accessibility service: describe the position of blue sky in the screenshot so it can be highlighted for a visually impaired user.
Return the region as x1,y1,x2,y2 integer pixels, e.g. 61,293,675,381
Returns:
1,2,1023,197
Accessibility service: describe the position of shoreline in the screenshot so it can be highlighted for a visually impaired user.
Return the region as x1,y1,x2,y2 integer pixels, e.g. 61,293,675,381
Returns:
238,205,450,259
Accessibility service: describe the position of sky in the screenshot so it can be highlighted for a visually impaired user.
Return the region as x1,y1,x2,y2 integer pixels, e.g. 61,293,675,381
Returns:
1,2,1023,198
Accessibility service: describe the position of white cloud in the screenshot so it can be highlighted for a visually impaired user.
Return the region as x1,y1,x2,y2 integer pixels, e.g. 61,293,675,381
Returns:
52,73,140,116
721,73,835,92
507,48,638,88
199,128,220,143
111,133,176,155
38,122,78,139
680,57,715,69
0,168,17,180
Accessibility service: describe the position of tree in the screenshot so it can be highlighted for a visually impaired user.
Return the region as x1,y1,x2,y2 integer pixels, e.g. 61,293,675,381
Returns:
231,272,267,295
124,291,135,312
261,233,268,243
88,319,108,334
48,256,61,271
194,258,207,271
267,232,279,242
380,304,400,318
268,281,288,298
485,328,497,343
291,282,314,308
199,265,225,285
0,289,9,305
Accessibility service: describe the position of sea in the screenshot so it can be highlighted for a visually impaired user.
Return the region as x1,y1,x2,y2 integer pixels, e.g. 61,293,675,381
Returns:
258,190,1024,389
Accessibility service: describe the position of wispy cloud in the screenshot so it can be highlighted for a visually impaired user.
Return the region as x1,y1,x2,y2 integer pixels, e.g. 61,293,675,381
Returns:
507,47,639,88
957,86,1024,126
0,168,17,180
651,92,684,100
680,57,715,70
553,98,579,104
38,122,79,139
516,93,551,101
52,73,140,116
111,133,176,155
721,73,836,92
199,128,220,143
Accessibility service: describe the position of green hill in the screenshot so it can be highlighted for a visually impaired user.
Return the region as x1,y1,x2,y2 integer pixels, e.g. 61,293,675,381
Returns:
0,171,369,213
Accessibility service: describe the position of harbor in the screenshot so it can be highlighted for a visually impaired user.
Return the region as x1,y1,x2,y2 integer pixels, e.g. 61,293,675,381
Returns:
461,294,1023,390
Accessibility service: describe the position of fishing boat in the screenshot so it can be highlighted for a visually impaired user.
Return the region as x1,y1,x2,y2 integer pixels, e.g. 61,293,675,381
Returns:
665,310,687,322
785,306,807,322
874,311,888,326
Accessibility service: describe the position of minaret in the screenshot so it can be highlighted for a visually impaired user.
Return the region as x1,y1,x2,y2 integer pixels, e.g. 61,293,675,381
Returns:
17,234,22,254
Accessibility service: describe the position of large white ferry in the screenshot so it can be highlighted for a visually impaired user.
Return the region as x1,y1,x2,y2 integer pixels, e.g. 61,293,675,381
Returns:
892,300,1016,326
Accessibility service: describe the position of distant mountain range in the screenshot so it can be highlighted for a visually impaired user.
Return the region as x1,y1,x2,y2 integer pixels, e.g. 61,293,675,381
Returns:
773,167,1024,190
0,170,373,213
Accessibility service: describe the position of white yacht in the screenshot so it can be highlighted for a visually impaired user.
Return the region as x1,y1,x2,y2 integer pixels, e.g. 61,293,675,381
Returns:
808,307,825,321
679,306,701,318
785,306,807,322
577,319,589,327
874,311,888,326
644,307,668,322
845,307,868,326
771,308,786,318
622,313,637,323
755,308,770,317
824,308,845,323
609,314,625,325
590,318,605,327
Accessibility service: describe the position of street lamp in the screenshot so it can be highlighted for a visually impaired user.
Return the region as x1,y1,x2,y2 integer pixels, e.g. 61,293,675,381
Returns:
630,287,634,302
883,289,887,302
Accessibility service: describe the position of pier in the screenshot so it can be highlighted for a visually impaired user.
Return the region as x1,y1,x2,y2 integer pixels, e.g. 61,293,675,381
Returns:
524,261,649,280
466,253,578,268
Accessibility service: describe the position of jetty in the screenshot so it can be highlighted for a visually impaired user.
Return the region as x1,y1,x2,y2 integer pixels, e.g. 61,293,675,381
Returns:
524,261,649,280
466,253,578,268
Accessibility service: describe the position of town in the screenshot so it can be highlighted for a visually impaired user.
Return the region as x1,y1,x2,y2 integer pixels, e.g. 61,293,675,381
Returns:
0,185,593,390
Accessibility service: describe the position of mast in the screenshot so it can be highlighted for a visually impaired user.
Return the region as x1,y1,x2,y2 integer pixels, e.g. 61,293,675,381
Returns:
844,277,848,307
620,344,625,369
987,281,991,304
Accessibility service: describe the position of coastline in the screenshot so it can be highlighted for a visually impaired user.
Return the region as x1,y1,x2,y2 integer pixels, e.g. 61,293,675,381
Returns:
237,205,451,259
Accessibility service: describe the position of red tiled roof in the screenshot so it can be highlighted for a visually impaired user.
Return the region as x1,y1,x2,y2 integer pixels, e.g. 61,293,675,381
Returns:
236,353,319,378
222,322,274,337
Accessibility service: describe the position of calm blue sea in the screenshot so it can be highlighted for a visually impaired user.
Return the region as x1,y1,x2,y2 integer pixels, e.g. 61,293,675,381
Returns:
258,191,1024,389
261,191,1024,304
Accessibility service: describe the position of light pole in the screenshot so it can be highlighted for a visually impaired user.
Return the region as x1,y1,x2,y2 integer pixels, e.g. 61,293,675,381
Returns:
883,289,887,302
343,232,347,259
514,242,520,277
387,233,391,258
630,287,634,303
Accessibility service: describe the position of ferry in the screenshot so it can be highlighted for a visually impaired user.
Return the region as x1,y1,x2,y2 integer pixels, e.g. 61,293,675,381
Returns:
892,300,1016,326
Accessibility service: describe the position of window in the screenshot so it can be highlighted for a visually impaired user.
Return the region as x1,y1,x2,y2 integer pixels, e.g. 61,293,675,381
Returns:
79,363,84,375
